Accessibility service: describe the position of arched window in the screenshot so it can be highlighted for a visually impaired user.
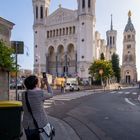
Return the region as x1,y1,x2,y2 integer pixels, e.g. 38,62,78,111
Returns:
88,0,91,8
47,31,49,38
63,28,65,35
40,6,43,19
73,26,75,34
36,6,38,19
110,37,112,45
82,0,85,8
113,37,115,45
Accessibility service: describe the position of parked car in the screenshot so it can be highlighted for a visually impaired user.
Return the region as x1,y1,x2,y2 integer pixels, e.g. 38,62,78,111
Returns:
65,83,80,91
10,81,25,90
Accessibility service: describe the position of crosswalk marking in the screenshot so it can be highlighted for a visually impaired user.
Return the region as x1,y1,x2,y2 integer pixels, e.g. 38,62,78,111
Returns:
43,92,94,108
110,91,116,94
110,91,138,95
132,92,137,95
125,92,130,94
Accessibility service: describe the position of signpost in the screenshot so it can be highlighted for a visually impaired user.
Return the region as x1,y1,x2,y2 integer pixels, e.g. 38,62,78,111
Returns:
11,41,24,100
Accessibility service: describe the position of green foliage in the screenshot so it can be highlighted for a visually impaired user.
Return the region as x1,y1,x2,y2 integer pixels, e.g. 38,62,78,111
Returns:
89,60,114,81
0,40,16,71
111,53,121,82
100,53,105,60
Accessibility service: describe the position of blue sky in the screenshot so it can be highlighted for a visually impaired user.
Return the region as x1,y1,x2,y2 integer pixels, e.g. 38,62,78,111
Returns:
0,0,140,79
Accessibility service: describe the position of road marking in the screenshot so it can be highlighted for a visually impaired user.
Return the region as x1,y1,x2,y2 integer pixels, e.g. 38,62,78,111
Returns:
125,98,135,106
132,92,137,95
43,91,93,108
110,91,116,94
138,95,140,101
125,92,130,94
118,91,123,94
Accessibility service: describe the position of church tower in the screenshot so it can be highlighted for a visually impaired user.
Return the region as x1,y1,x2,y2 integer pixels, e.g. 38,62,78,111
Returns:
32,0,51,74
77,0,96,79
106,15,117,60
121,11,137,84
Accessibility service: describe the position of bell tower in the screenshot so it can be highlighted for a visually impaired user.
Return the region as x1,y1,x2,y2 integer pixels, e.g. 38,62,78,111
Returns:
106,15,117,60
32,0,51,25
77,0,96,16
121,11,137,84
32,0,51,74
77,0,96,79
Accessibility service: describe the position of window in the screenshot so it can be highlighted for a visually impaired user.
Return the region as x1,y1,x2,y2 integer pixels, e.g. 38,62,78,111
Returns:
127,35,131,39
35,45,37,48
47,31,49,38
69,27,72,34
73,26,75,34
82,39,84,42
50,30,52,38
88,0,91,8
59,29,62,36
40,6,43,19
36,6,38,19
82,0,85,8
66,27,68,35
53,30,55,37
127,45,131,49
110,37,112,45
82,56,84,59
113,37,115,45
56,29,58,36
63,28,65,35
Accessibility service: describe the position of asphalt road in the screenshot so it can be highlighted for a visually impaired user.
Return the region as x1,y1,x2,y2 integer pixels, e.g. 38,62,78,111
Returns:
46,86,140,140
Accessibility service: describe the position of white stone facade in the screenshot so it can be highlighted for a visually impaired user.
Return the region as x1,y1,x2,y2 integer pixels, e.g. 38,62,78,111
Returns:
32,0,116,80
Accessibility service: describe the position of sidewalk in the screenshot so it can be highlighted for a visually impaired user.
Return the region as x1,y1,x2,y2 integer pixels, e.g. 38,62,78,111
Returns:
21,116,80,140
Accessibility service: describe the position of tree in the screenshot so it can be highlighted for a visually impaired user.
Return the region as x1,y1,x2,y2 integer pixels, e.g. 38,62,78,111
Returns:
89,60,114,84
100,53,105,60
111,53,121,83
0,40,16,71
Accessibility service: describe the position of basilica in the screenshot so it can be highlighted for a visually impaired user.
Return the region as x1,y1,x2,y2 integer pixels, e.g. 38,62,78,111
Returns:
32,0,137,83
32,0,117,81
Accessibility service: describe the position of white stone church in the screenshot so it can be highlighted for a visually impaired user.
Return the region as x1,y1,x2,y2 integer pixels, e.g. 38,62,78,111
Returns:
32,0,117,80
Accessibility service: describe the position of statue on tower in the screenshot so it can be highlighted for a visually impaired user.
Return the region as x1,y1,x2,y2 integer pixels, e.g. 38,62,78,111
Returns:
128,10,132,17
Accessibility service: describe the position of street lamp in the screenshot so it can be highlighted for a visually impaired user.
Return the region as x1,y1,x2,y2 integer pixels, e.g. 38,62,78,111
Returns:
99,69,103,86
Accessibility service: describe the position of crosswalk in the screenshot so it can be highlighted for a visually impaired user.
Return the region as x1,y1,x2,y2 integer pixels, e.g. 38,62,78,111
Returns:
44,92,94,108
110,91,138,95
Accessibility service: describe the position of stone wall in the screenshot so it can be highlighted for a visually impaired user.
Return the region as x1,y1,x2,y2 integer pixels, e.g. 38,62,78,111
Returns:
0,70,9,100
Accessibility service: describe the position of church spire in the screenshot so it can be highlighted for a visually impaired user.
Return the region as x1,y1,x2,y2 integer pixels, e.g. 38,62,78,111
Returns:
111,14,113,30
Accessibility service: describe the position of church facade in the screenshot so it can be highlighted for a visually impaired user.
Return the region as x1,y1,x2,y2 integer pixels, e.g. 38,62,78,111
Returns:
32,0,116,80
121,11,137,84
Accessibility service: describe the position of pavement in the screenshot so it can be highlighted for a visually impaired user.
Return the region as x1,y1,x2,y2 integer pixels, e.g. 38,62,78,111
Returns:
21,116,80,140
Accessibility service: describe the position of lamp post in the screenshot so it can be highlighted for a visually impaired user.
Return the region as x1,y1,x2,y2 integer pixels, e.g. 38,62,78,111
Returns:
99,69,103,86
